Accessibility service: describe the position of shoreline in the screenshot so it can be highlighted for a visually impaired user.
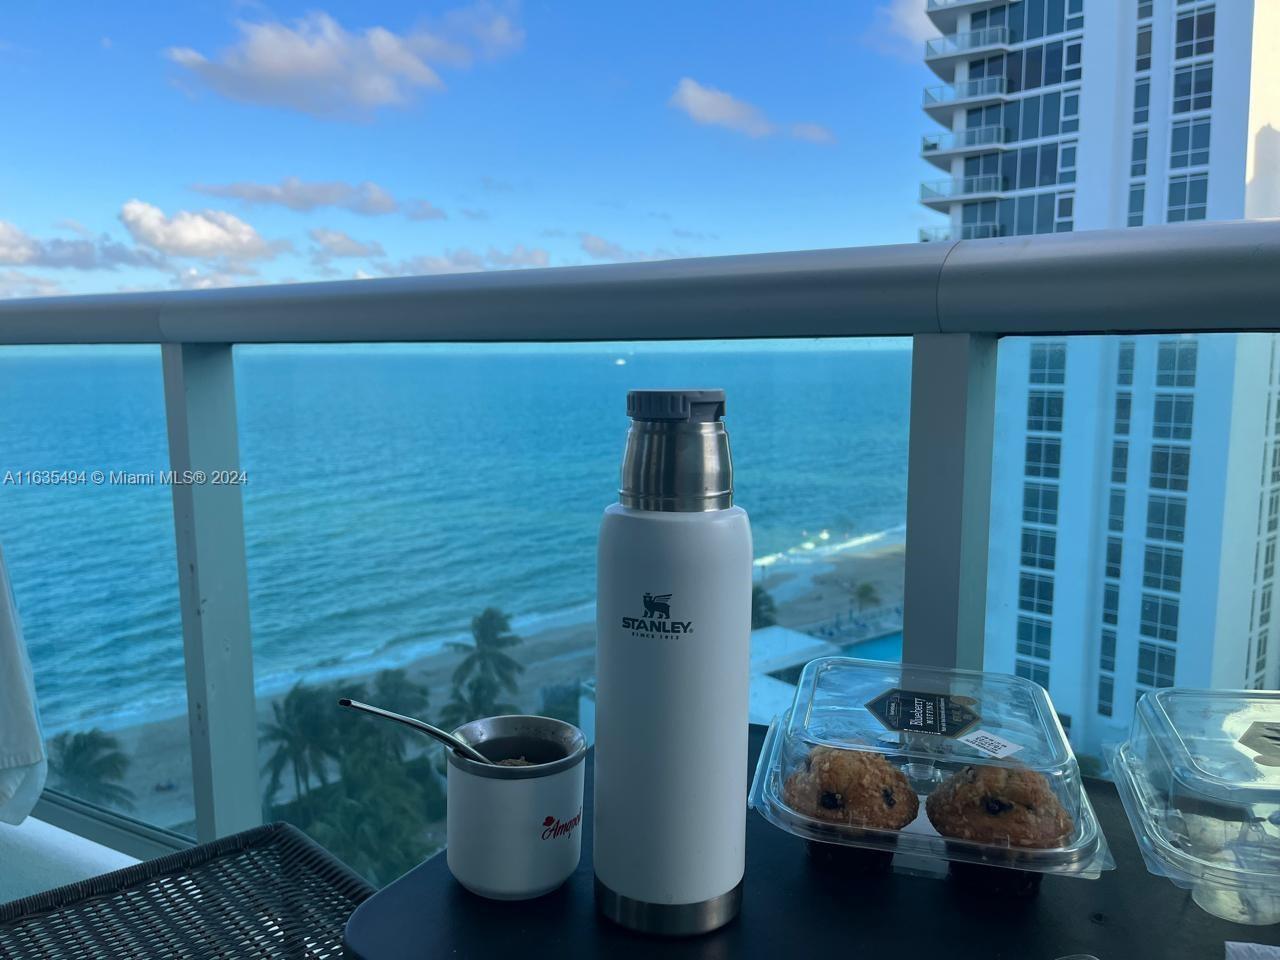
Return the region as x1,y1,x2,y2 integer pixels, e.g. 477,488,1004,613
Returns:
103,541,906,830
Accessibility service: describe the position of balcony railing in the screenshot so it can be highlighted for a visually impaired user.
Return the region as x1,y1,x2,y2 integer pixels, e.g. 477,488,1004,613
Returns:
961,223,1000,239
918,226,954,242
920,174,1004,202
925,26,1009,60
922,126,1006,155
1,222,1278,857
922,76,1007,108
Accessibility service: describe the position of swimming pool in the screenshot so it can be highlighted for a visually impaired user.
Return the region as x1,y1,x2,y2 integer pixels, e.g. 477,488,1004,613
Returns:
840,631,903,662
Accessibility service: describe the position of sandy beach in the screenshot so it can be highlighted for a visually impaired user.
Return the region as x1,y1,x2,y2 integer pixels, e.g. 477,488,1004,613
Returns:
114,541,905,832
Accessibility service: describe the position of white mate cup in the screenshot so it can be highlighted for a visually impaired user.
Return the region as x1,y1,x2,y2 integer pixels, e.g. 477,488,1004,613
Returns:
446,715,587,900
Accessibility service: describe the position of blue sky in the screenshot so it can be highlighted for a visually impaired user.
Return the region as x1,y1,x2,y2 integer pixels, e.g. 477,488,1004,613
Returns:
0,1,938,297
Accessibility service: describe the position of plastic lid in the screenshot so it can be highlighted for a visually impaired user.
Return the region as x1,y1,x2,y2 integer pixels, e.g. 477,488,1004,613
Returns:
785,657,1074,772
1141,689,1280,803
626,389,725,423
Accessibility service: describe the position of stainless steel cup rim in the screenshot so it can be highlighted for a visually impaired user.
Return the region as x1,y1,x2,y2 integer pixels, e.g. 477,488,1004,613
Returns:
448,714,587,780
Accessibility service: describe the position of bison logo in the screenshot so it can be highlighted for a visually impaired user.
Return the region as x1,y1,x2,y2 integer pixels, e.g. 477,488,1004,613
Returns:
642,593,672,619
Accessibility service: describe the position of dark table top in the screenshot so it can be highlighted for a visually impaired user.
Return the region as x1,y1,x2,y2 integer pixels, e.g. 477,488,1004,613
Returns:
345,726,1280,960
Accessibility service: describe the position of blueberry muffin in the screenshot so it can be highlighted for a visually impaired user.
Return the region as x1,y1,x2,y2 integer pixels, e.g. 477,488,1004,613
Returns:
925,764,1073,848
784,745,919,830
926,763,1073,897
783,746,918,872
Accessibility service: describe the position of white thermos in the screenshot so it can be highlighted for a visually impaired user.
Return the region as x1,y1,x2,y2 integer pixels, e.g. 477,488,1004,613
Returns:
593,389,752,936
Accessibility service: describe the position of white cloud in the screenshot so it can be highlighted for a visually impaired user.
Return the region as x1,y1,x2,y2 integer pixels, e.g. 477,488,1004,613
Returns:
672,227,718,241
578,232,675,264
120,199,279,260
166,6,523,119
309,227,385,259
0,218,167,270
406,199,447,221
0,221,39,264
378,242,548,276
485,244,547,268
194,177,449,222
56,218,92,237
192,176,399,215
309,227,384,273
173,266,256,290
669,78,835,144
669,78,773,138
863,0,936,62
791,122,836,144
0,269,62,299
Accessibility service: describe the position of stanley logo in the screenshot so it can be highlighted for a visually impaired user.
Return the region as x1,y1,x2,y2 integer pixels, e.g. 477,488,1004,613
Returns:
622,592,694,634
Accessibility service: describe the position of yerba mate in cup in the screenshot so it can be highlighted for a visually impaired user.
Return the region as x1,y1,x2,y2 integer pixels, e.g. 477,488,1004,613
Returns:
446,715,587,900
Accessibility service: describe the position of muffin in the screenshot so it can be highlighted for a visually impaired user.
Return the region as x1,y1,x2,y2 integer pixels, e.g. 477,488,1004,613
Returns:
783,746,919,872
926,763,1073,895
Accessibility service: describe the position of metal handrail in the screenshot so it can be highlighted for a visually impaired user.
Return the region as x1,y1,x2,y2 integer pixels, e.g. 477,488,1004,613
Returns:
0,221,1278,342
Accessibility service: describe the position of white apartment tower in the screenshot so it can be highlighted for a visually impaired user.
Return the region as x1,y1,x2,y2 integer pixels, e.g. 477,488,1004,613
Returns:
920,0,1280,758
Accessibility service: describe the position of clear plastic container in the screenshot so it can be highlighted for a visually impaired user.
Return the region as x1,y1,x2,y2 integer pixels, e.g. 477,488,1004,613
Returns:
749,658,1113,887
1110,689,1280,925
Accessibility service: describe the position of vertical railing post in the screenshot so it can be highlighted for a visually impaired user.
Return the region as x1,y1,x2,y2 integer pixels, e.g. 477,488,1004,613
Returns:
162,343,261,841
902,333,998,669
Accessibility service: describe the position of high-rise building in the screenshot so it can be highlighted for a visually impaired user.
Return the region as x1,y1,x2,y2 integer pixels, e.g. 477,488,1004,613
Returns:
920,0,1280,758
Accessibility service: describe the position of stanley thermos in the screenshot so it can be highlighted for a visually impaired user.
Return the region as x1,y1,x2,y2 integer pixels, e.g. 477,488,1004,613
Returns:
593,389,752,935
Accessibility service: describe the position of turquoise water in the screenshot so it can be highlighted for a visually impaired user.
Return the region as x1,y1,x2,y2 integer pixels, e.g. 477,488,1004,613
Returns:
842,631,904,662
0,342,911,734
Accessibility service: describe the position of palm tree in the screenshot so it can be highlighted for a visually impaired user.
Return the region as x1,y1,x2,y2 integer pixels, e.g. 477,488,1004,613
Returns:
308,748,426,885
438,673,518,732
46,729,135,810
343,670,432,763
261,682,343,807
447,608,525,696
751,585,778,629
855,582,881,612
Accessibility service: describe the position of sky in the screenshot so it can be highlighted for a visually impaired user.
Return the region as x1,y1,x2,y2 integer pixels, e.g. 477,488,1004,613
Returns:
0,0,940,298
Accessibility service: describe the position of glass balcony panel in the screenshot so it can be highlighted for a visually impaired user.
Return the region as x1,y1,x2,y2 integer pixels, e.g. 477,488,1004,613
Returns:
987,332,1280,778
922,125,1006,154
921,174,1004,201
234,339,911,885
923,76,1008,107
926,26,1009,59
0,346,194,834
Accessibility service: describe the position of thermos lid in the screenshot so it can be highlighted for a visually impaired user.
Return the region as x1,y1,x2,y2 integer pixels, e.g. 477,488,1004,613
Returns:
626,389,725,423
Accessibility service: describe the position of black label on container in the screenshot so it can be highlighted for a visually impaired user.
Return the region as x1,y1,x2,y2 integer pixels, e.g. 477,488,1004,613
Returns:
1239,721,1280,766
865,688,981,738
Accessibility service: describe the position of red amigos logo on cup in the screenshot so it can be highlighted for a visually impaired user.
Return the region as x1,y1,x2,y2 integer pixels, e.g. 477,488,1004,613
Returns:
541,809,582,840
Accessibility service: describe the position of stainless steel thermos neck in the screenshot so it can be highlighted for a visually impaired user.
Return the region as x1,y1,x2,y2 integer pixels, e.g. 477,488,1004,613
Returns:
619,388,733,513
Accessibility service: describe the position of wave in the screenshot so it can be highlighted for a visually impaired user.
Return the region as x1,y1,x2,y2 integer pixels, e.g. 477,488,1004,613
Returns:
753,521,906,568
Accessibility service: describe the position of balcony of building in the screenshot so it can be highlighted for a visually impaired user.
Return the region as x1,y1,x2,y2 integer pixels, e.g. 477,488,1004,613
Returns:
924,26,1009,81
925,0,1009,34
922,76,1007,123
921,125,1006,170
2,223,1279,953
918,225,954,242
919,173,1005,208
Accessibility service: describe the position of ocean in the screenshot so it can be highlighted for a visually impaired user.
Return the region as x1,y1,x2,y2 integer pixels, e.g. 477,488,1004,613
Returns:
0,341,911,735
